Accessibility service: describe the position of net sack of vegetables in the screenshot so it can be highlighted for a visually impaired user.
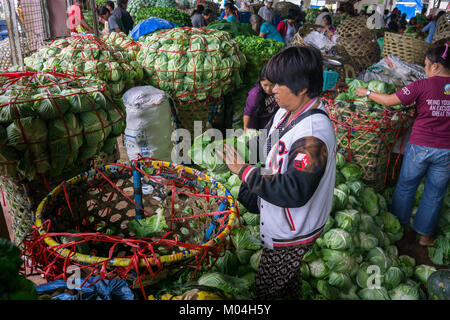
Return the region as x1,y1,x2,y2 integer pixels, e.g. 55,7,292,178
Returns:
137,27,247,103
24,34,144,96
101,32,141,60
0,71,126,181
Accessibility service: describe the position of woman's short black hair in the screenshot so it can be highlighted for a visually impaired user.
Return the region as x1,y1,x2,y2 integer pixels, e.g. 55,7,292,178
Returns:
426,43,450,69
98,6,109,16
265,46,323,98
323,14,332,26
105,1,115,9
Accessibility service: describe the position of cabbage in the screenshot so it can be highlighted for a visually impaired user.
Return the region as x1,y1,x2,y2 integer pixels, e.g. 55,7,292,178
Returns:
386,245,399,257
328,272,352,289
358,287,390,300
414,264,437,285
212,250,240,275
197,272,252,299
367,80,395,94
250,249,262,272
320,249,358,275
33,95,70,120
340,162,363,181
358,232,379,251
338,285,360,300
398,255,416,278
227,174,241,188
332,188,348,212
389,284,420,300
242,212,259,226
380,212,402,234
323,216,335,233
301,280,314,299
323,229,353,250
232,228,261,264
367,247,393,272
317,280,339,299
384,266,404,289
336,152,346,169
301,262,310,279
334,209,360,232
361,187,380,217
308,258,329,279
359,213,378,234
347,181,364,197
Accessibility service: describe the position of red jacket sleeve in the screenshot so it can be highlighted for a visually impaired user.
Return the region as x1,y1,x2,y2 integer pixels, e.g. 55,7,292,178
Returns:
276,21,286,37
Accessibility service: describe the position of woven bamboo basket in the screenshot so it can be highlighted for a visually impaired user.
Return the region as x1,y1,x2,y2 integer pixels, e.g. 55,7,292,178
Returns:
433,12,450,44
382,32,430,66
0,38,34,70
326,100,415,190
335,16,374,39
296,23,333,39
0,150,119,247
273,1,302,18
335,35,380,76
25,159,238,295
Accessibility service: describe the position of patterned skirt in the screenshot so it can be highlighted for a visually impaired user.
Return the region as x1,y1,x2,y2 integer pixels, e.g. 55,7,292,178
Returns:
254,243,313,300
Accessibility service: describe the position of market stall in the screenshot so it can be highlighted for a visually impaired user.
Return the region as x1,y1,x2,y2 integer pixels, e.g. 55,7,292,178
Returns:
0,0,448,302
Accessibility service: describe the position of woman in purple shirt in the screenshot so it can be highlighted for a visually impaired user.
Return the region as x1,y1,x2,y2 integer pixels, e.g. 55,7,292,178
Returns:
355,44,450,247
243,66,280,132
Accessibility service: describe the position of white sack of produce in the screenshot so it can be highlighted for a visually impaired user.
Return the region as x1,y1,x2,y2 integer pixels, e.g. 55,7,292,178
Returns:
123,86,173,161
358,55,426,87
303,31,336,52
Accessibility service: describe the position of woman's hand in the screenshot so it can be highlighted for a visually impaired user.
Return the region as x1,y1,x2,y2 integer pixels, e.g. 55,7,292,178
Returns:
355,87,369,97
217,143,245,175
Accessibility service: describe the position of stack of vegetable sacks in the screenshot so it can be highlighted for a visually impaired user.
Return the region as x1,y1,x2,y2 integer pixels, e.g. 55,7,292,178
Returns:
24,34,144,96
0,71,126,181
137,28,246,103
101,32,141,60
134,7,192,27
182,138,440,300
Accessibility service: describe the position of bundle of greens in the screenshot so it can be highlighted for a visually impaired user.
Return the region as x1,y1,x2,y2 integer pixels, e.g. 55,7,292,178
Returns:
335,78,403,112
24,34,144,96
0,71,126,180
234,35,285,86
334,13,351,27
134,7,192,27
128,0,178,18
305,8,321,24
205,21,257,39
136,28,246,102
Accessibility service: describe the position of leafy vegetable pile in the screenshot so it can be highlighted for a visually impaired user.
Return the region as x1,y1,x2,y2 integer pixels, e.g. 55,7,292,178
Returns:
334,13,351,27
205,21,257,39
305,8,321,24
134,7,192,27
128,0,178,18
0,239,37,300
24,35,144,96
136,28,246,102
335,78,404,111
0,71,125,180
234,35,285,86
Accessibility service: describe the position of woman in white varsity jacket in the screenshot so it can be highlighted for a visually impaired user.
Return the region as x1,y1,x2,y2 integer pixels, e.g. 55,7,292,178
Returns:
221,46,336,299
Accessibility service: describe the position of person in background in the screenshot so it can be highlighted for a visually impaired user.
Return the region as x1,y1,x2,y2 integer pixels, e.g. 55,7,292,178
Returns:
388,13,399,33
220,46,336,300
243,65,279,132
276,10,298,44
67,0,94,35
112,0,134,35
258,0,275,24
203,8,214,25
97,1,115,34
416,6,428,26
191,5,207,27
422,11,445,43
399,13,408,29
315,7,333,27
250,14,284,43
321,14,334,35
98,5,123,34
299,0,304,11
354,44,450,247
106,1,115,13
383,9,390,25
223,3,238,22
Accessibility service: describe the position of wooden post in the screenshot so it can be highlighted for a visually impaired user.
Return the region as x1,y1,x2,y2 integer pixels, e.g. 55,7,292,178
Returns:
90,0,99,36
2,0,24,67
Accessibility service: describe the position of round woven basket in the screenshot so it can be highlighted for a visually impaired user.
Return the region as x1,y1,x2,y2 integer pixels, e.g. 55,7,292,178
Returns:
297,23,333,39
433,12,450,44
382,32,430,66
335,35,380,76
336,16,375,39
273,1,302,18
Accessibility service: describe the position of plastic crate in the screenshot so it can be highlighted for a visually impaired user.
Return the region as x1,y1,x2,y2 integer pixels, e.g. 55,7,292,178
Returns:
323,70,339,91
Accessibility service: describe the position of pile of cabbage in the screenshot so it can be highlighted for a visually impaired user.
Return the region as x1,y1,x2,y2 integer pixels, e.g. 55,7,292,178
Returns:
186,148,439,300
127,0,178,18
24,35,144,96
136,28,246,102
0,71,125,181
335,78,404,112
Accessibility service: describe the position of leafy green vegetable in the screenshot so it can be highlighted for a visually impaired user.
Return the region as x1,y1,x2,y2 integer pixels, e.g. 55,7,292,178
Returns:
127,206,169,237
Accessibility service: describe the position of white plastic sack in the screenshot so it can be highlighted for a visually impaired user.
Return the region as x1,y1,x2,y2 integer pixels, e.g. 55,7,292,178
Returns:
123,86,174,161
304,31,336,52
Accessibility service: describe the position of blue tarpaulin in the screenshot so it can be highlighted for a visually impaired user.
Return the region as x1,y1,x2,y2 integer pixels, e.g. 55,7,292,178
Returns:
130,17,179,41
